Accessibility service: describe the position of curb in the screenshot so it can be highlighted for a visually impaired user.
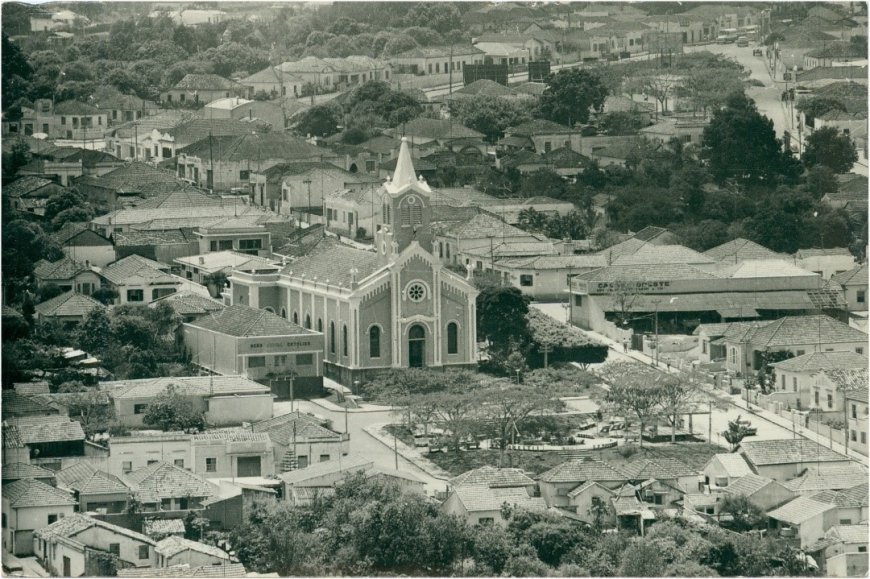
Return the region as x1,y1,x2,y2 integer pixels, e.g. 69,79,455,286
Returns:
308,398,397,414
362,423,450,481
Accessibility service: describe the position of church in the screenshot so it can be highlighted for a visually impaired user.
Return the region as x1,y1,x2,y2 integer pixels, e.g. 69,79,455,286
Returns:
226,138,479,386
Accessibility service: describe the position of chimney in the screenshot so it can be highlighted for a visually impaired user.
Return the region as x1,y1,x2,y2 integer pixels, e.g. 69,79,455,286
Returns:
199,256,205,265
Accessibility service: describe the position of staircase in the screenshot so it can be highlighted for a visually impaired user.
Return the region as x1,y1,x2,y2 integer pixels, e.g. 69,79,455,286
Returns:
280,448,299,473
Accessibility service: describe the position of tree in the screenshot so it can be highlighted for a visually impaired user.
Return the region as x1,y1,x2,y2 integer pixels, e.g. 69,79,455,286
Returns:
719,494,765,532
403,3,461,34
600,111,646,135
66,389,114,436
292,102,342,137
472,524,513,575
538,69,608,126
618,541,666,577
44,189,90,225
2,33,32,110
796,97,846,128
426,370,482,450
142,384,206,432
601,362,665,448
803,126,858,174
482,382,558,465
658,375,697,443
450,95,532,144
476,286,531,352
722,416,752,451
701,92,799,186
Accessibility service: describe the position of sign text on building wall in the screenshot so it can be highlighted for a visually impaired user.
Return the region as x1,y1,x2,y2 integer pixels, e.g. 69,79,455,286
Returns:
246,339,317,353
593,281,672,293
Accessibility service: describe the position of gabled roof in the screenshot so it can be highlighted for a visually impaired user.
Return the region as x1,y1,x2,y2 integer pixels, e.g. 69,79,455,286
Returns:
150,291,225,317
52,222,112,247
35,291,105,319
724,473,781,497
163,118,269,144
452,485,547,513
280,237,384,289
705,453,753,478
770,351,868,373
393,45,484,59
155,536,230,560
740,439,849,467
611,244,716,266
34,256,92,281
453,79,518,98
56,461,99,488
827,523,870,546
538,457,626,483
11,415,85,444
388,117,484,141
106,375,270,400
255,412,342,448
795,247,854,258
101,254,175,286
4,176,57,198
449,466,535,489
436,211,531,240
823,367,870,394
36,512,155,544
832,263,868,286
278,454,371,485
125,462,215,501
143,518,186,537
70,470,132,496
179,133,328,163
1,462,56,482
117,563,247,578
2,390,57,419
811,483,869,508
748,315,867,348
75,162,193,195
704,238,787,262
768,495,836,525
171,73,245,91
187,305,316,338
242,66,305,85
797,66,868,82
621,457,697,481
3,478,77,508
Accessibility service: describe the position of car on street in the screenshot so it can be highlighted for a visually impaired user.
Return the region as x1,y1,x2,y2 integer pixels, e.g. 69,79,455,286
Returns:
753,48,763,56
735,417,758,436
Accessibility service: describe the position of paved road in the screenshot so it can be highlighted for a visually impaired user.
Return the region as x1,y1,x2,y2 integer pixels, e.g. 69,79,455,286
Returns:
273,400,449,495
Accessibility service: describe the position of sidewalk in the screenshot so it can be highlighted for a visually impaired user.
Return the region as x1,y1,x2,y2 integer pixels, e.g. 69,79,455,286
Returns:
580,326,868,465
308,397,396,413
362,423,450,481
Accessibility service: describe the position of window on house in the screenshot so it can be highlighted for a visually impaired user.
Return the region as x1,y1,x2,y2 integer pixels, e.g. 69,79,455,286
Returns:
815,391,820,406
134,404,148,414
851,430,857,442
730,349,736,364
447,322,458,355
48,514,58,525
366,160,376,172
575,295,583,306
296,353,313,365
858,290,866,304
478,517,494,525
520,274,534,287
862,432,867,445
61,116,66,125
122,461,132,474
859,546,868,553
239,239,262,251
174,459,184,468
828,394,833,409
127,289,144,302
853,404,858,419
109,544,121,556
239,170,250,180
147,460,158,466
297,455,308,468
319,454,330,462
274,355,288,366
793,377,797,391
781,374,786,390
858,348,864,354
206,458,217,472
796,350,805,356
369,326,381,358
248,356,265,368
139,545,149,560
544,141,552,153
1,513,5,528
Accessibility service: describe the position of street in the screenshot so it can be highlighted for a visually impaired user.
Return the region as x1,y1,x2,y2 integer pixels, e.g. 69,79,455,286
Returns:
273,400,449,495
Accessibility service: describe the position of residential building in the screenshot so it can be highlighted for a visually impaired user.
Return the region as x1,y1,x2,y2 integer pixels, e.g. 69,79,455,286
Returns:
201,481,277,530
182,305,325,394
52,223,116,267
389,46,485,76
275,56,389,92
100,254,180,305
1,463,57,487
33,256,101,295
640,117,709,145
810,483,869,526
149,291,225,323
703,237,789,263
21,100,107,142
226,140,479,385
2,478,77,556
74,162,202,211
34,514,157,577
793,248,858,280
4,176,66,217
114,230,200,265
500,119,582,153
128,118,268,164
254,412,350,472
201,97,285,132
191,431,275,478
160,8,226,27
846,386,869,457
10,415,88,469
30,9,89,31
473,41,530,67
621,457,701,497
769,351,867,409
92,87,159,127
160,74,250,106
249,161,379,215
55,463,132,514
795,66,868,89
486,255,608,301
107,433,193,477
441,485,547,526
105,375,273,428
154,536,230,568
175,251,279,287
701,453,754,491
474,32,558,60
176,133,336,193
124,462,216,513
722,473,797,512
784,465,870,496
812,523,870,577
241,66,305,99
385,117,486,147
431,211,551,269
194,219,275,258
34,291,106,325
768,495,839,549
739,439,853,481
832,263,868,311
323,188,382,239
538,457,627,509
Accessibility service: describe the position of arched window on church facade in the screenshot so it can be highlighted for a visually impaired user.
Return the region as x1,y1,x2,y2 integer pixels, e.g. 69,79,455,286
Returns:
342,324,348,357
447,322,459,355
329,322,336,355
369,326,381,359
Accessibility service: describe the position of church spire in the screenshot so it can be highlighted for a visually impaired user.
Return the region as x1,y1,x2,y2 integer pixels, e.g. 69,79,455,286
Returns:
385,137,430,195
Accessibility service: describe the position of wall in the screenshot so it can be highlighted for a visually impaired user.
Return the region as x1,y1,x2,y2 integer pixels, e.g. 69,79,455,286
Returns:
72,526,154,568
794,254,857,280
108,436,192,476
207,394,274,426
164,548,227,568
5,503,77,555
440,493,505,526
747,483,797,511
273,437,350,473
79,491,129,514
37,537,87,577
191,439,274,478
826,551,869,578
63,244,116,268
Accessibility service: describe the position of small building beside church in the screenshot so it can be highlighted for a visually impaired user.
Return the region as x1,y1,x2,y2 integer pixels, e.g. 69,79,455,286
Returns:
226,139,479,385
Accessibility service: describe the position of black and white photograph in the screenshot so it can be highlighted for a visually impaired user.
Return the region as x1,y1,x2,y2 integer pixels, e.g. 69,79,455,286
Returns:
0,0,868,576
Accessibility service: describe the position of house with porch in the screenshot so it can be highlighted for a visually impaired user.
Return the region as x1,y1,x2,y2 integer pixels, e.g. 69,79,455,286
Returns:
100,254,181,305
538,457,627,509
768,352,868,411
33,256,101,295
124,462,217,513
55,463,133,514
389,45,485,76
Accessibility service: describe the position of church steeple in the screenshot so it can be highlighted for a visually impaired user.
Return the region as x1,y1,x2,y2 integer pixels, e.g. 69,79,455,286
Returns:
384,137,431,196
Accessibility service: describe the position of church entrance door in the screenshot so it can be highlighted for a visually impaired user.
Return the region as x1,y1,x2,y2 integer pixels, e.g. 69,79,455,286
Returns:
408,324,426,368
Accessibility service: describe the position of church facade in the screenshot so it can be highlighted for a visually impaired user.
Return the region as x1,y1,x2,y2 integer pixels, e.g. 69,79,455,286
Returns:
226,139,479,386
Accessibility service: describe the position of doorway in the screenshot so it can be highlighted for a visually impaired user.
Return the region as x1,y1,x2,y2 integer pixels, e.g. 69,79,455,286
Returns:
408,324,426,368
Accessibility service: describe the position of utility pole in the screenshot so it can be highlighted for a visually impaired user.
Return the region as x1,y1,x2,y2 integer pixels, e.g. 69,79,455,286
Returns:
393,433,399,469
708,401,712,443
303,178,313,224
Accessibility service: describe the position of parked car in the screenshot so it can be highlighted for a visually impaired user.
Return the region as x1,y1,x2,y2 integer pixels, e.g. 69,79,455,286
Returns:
736,36,749,47
753,48,763,56
413,434,430,447
735,417,758,436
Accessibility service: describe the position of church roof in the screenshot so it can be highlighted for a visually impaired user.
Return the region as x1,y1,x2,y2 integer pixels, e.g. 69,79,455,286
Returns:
281,237,384,288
